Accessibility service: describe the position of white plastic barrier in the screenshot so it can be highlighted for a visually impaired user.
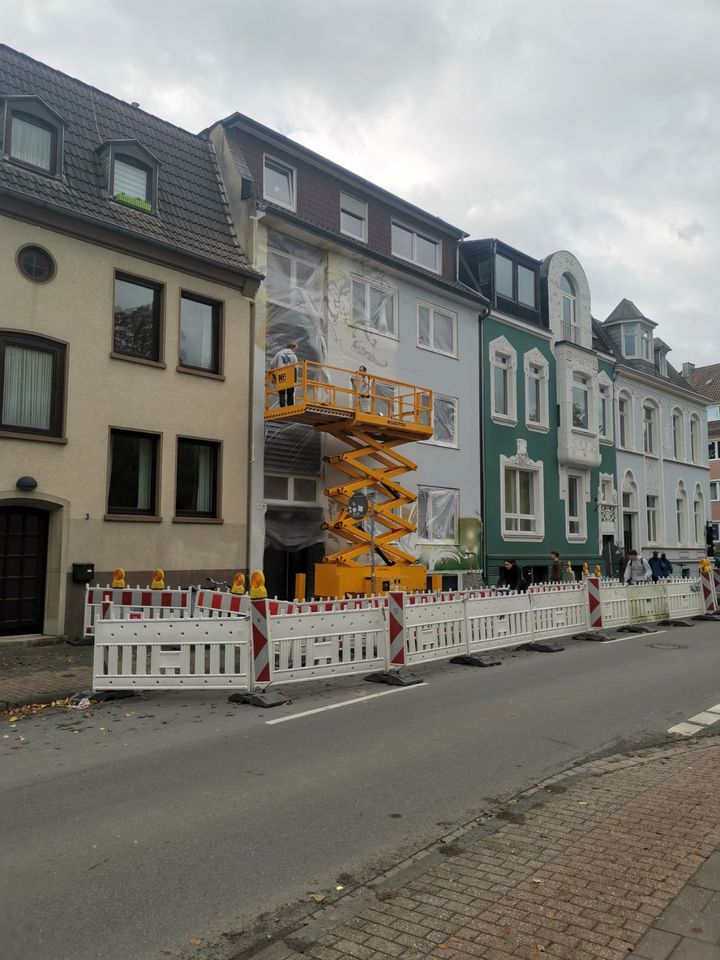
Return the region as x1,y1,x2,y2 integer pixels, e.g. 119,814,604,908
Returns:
665,578,704,619
466,592,535,652
597,580,629,628
403,595,466,664
528,583,590,641
626,582,669,623
93,618,250,689
83,586,192,639
194,589,250,618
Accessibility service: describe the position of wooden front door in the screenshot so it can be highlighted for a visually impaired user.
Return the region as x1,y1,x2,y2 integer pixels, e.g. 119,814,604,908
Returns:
0,506,48,636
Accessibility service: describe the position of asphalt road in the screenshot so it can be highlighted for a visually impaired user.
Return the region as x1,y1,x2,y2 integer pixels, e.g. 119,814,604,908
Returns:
3,621,720,960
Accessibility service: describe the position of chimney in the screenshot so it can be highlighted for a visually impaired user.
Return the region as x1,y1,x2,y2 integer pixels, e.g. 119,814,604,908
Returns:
681,362,695,378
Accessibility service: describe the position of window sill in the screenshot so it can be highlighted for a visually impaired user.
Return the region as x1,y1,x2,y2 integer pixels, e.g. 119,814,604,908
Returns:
104,513,162,522
390,250,440,275
173,516,224,524
643,452,659,459
417,540,457,546
567,534,588,543
110,352,166,369
417,343,458,360
176,365,225,381
599,437,614,446
349,321,399,342
420,439,459,449
0,429,67,444
571,427,595,438
491,414,517,427
526,422,550,433
501,530,544,541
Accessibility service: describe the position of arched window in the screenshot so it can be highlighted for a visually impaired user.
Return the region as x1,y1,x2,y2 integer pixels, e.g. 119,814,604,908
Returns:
672,408,685,460
693,485,705,545
642,400,658,455
690,414,701,464
675,482,688,545
617,391,633,448
621,471,639,553
560,274,577,342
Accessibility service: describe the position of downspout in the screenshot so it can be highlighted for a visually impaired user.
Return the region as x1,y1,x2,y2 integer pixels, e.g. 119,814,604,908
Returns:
478,303,490,583
245,299,257,574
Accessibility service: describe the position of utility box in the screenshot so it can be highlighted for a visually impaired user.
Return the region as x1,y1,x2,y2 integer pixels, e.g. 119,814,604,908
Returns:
72,563,95,584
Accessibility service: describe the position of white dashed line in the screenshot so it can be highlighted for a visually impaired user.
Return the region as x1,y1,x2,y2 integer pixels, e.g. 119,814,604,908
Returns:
668,702,720,736
668,722,705,736
265,683,425,725
687,712,720,726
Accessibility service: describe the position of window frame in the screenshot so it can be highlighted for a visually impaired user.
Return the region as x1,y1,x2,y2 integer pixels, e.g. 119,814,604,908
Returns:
566,472,586,541
689,414,701,464
111,271,165,366
416,300,458,358
174,436,222,522
263,474,319,505
390,220,440,273
489,337,517,426
617,391,633,449
177,291,223,378
421,393,459,449
263,154,296,211
560,273,578,342
350,275,398,340
672,407,685,460
693,488,704,545
500,445,545,542
105,426,161,521
0,330,67,441
16,244,56,284
642,401,658,456
709,440,719,461
111,155,153,212
646,494,659,544
523,349,549,432
494,255,537,309
571,372,590,430
3,98,64,178
416,485,459,544
339,192,367,242
675,483,688,545
710,480,720,501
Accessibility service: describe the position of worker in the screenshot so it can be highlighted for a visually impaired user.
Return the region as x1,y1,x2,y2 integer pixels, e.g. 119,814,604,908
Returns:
269,340,298,407
352,365,371,412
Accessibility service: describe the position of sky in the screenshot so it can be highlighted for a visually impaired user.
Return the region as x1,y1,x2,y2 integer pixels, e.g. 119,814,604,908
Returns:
3,0,719,364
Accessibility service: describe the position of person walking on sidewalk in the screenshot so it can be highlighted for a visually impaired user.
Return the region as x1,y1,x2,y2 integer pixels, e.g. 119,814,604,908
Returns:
549,550,563,583
659,552,674,578
269,340,298,407
497,559,527,593
624,549,652,584
649,550,663,582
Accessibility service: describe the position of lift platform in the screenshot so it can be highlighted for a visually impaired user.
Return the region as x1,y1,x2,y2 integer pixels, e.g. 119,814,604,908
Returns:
265,361,433,597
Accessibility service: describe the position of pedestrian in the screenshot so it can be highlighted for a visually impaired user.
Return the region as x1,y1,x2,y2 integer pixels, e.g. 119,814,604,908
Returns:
623,549,652,584
659,552,674,578
648,550,662,582
549,550,562,583
269,340,298,407
497,559,527,593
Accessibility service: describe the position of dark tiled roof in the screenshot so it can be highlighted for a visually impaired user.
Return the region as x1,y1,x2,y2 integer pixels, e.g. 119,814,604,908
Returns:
620,356,709,397
687,363,720,402
605,298,657,327
592,317,616,356
0,45,257,278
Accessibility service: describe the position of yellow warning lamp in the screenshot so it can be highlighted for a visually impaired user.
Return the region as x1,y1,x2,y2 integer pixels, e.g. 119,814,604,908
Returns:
582,562,589,577
231,572,246,595
594,565,602,578
249,570,267,599
111,567,126,589
151,568,165,590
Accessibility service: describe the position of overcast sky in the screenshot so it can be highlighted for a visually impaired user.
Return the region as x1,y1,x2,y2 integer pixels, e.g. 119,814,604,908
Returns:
4,0,719,364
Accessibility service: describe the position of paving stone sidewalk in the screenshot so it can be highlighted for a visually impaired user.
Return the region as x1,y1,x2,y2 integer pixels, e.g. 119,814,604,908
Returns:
252,739,720,960
0,641,93,710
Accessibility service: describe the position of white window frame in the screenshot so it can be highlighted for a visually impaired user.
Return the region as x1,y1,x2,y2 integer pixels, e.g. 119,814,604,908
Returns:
708,405,720,422
598,373,613,442
416,486,459,544
672,407,685,461
689,414,701,464
709,440,719,461
646,494,659,544
489,336,517,427
390,220,440,273
675,482,688,545
617,391,633,449
710,480,720,501
263,154,296,211
560,274,578,342
523,348,549,432
500,441,544,541
340,193,367,242
416,301,458,358
264,474,319,505
643,401,658,456
623,323,638,358
571,372,590,431
350,275,398,340
693,487,705,545
566,473,586,541
421,393,459,448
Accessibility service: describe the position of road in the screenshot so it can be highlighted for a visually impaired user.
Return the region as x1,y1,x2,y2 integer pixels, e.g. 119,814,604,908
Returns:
2,621,720,960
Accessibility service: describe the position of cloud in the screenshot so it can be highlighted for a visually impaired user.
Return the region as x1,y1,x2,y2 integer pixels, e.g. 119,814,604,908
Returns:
3,0,719,359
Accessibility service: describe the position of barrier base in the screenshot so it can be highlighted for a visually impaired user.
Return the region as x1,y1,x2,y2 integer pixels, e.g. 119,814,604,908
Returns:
365,669,422,687
692,613,720,621
228,688,289,708
449,654,501,667
572,631,613,642
658,619,695,628
530,641,564,653
617,624,652,634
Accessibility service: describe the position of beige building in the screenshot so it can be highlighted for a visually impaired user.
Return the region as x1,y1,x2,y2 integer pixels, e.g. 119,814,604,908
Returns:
0,45,260,639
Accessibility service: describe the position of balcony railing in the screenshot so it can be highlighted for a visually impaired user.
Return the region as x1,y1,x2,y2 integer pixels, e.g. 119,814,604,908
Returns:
561,322,581,344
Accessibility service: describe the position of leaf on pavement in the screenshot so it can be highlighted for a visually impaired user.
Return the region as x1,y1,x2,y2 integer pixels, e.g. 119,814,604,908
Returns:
309,893,326,903
189,938,202,946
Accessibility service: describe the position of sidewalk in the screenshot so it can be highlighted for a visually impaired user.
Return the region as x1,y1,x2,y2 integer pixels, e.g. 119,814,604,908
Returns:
244,738,720,960
0,640,93,710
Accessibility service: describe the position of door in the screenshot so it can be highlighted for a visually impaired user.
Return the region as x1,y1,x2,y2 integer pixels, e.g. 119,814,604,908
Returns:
0,506,48,635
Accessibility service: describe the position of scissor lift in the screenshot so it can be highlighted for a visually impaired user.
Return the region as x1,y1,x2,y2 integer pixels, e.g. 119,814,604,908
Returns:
265,361,433,597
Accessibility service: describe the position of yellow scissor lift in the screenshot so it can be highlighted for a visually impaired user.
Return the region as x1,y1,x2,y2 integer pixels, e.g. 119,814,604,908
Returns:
265,361,433,597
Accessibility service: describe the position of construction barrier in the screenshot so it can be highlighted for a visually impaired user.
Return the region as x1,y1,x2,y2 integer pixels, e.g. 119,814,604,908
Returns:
83,586,192,639
90,578,711,693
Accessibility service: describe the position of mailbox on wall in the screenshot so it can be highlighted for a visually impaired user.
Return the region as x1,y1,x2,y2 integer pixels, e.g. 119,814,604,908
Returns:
72,563,95,584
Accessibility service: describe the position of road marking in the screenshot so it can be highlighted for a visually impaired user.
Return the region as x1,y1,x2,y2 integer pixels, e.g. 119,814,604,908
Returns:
688,712,720,726
265,684,425,725
668,722,705,736
708,704,720,714
601,630,667,643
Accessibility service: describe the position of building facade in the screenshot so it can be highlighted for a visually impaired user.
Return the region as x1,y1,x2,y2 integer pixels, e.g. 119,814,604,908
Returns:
685,364,720,551
604,301,710,572
209,113,488,598
0,46,260,638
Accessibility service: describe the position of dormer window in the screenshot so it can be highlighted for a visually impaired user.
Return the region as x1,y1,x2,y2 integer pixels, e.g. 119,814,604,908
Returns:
3,97,64,177
103,140,159,214
622,323,652,359
560,274,578,342
640,328,651,360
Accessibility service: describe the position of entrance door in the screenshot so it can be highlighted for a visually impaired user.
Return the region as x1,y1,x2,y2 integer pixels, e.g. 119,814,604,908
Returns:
0,507,48,635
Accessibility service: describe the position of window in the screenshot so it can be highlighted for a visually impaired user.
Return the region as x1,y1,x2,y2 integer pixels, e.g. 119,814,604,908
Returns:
524,350,549,430
113,274,162,362
567,474,584,537
693,491,704,545
675,485,688,544
712,522,720,543
640,328,652,360
572,373,589,429
112,156,152,212
417,487,458,542
708,405,720,422
424,394,458,447
598,385,610,439
496,255,513,298
264,475,318,503
527,365,541,424
495,256,536,308
623,324,637,357
560,274,578,342
351,277,396,337
176,438,220,518
16,245,55,283
5,102,64,175
263,155,296,210
711,481,720,501
391,222,439,272
179,293,221,374
517,265,536,308
107,429,159,516
643,402,658,455
690,415,701,463
340,193,367,241
417,302,457,356
672,408,684,460
504,468,537,533
709,440,719,460
0,332,66,438
490,338,517,425
618,393,632,448
646,495,658,543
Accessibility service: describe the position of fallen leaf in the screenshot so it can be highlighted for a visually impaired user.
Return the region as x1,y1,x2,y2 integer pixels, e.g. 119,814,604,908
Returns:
309,894,326,903
302,917,312,925
536,946,546,954
692,927,704,934
577,800,588,806
8,717,18,723
531,878,542,884
335,884,345,891
189,938,202,946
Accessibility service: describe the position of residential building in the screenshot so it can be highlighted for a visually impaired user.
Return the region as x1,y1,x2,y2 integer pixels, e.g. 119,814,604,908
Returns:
0,46,260,639
684,363,720,551
603,300,710,572
208,113,489,598
461,242,617,583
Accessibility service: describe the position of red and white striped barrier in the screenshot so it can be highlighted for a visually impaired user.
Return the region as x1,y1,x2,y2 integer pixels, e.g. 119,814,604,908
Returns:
84,586,191,638
587,577,603,628
387,592,407,668
251,598,271,685
194,590,249,618
700,571,717,613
